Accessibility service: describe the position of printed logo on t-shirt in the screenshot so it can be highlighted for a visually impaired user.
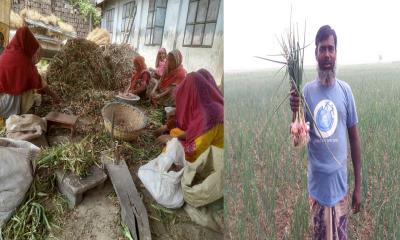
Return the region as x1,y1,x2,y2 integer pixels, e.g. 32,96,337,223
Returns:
313,99,338,138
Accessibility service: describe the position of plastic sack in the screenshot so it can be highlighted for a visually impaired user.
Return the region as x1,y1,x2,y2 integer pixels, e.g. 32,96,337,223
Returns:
0,138,40,227
138,138,186,209
6,114,47,141
181,146,223,208
184,198,224,232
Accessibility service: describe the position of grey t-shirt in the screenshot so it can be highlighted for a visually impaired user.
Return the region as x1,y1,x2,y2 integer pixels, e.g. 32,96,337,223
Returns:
303,79,358,206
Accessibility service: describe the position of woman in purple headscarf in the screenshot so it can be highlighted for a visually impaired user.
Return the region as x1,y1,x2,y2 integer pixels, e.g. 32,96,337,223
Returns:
166,70,224,162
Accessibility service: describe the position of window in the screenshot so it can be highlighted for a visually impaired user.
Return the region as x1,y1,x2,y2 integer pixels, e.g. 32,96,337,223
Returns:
122,1,137,37
183,0,220,47
105,8,115,34
145,0,168,46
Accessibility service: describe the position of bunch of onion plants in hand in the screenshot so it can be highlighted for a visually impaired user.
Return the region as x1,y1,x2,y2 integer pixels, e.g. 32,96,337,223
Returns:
256,21,310,147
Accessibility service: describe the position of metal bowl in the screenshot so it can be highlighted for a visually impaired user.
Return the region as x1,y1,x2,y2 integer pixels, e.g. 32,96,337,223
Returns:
164,107,175,114
115,93,140,105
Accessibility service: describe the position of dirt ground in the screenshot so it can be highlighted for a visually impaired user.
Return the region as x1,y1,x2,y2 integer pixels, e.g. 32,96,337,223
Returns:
45,127,223,240
19,92,224,240
51,181,122,240
50,175,223,240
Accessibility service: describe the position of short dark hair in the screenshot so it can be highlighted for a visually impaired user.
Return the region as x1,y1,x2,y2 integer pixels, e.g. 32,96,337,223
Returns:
0,32,4,40
315,25,337,48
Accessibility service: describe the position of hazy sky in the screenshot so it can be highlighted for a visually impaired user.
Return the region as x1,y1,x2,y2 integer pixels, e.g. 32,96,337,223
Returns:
225,0,400,71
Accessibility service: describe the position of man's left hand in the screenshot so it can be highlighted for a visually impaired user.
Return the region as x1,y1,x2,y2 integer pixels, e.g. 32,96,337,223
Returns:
352,188,361,214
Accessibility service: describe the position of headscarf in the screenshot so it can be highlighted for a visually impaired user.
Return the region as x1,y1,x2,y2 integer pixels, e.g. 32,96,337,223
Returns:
197,68,223,97
155,47,166,67
0,27,42,95
159,49,186,90
130,55,150,90
174,72,224,145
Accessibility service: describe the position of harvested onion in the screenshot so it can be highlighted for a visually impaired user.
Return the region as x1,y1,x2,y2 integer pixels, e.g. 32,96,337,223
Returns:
290,113,310,147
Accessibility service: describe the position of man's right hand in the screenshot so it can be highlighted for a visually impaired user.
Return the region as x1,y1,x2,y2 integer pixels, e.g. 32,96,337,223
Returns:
290,88,300,113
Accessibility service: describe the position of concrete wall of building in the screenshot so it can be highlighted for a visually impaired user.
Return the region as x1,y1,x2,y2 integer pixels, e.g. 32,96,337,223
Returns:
174,0,223,84
100,0,141,44
101,0,223,84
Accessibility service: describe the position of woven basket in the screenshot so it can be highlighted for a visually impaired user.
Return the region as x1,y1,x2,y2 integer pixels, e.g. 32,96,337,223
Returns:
101,102,147,141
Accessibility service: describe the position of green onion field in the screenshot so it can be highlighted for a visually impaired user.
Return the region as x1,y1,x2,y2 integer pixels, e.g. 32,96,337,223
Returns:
225,63,400,239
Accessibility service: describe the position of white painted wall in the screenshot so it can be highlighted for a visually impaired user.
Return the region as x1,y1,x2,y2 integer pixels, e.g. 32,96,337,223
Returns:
135,0,181,73
101,0,140,44
174,0,223,84
101,0,223,84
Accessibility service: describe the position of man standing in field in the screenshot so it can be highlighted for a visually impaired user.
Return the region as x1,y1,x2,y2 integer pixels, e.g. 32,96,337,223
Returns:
290,25,362,239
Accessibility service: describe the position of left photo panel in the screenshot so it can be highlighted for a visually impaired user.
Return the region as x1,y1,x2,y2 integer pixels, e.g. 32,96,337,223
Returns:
0,0,224,239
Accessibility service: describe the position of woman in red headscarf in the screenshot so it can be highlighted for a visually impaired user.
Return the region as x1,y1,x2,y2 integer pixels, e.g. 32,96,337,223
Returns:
163,71,224,162
148,49,187,107
149,47,167,79
121,55,150,99
0,27,60,120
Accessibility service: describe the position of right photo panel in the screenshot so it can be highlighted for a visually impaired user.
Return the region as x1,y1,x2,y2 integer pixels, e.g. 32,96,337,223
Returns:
225,0,400,239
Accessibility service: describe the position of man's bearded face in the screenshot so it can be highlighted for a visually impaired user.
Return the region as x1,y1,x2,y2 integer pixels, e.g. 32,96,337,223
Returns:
316,35,337,86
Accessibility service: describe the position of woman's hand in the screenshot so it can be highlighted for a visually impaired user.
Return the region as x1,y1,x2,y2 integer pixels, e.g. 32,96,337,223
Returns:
151,93,160,100
156,134,172,145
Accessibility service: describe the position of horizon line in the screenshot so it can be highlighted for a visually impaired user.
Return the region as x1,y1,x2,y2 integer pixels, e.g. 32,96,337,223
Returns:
225,61,400,73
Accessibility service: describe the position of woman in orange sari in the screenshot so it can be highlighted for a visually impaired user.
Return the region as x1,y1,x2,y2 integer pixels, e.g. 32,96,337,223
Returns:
148,49,186,106
122,55,150,99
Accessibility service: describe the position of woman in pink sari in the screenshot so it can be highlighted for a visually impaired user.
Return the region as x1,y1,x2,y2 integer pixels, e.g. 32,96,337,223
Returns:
149,47,167,79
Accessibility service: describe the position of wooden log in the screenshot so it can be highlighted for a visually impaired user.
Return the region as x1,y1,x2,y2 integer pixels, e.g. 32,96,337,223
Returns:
102,155,152,240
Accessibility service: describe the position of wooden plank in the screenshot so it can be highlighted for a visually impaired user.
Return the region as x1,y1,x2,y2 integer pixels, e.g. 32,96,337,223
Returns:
45,112,78,125
25,18,77,38
45,112,78,136
103,157,152,240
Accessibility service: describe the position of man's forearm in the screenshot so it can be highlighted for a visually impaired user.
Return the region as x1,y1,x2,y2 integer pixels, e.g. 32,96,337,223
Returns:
349,125,362,190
